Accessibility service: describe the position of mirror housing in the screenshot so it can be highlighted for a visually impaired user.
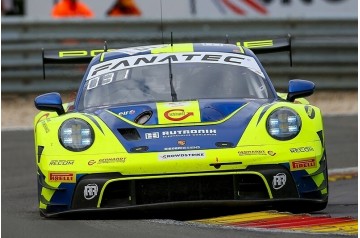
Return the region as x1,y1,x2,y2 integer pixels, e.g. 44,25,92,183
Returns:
286,79,315,102
34,92,65,115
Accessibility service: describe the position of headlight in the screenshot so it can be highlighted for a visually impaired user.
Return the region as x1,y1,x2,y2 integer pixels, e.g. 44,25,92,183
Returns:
59,119,94,151
266,108,301,140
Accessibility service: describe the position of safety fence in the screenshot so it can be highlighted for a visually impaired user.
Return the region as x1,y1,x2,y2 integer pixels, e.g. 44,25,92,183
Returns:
1,18,357,93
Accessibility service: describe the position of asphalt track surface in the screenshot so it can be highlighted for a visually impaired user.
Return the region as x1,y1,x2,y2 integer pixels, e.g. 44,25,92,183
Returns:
2,115,357,238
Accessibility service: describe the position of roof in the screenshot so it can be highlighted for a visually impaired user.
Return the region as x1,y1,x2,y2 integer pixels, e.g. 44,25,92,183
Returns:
91,43,248,64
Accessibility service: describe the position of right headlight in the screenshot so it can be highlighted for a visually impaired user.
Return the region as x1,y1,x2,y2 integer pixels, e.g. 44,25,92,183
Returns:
266,108,301,140
59,119,94,152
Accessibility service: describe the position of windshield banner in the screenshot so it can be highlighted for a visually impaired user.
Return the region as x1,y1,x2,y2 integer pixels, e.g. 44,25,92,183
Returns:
87,52,265,80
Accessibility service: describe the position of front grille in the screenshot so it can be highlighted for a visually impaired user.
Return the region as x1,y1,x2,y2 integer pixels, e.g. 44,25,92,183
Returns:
100,174,269,208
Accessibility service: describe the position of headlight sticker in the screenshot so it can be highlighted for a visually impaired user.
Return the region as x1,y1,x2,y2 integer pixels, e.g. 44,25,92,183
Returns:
305,105,315,119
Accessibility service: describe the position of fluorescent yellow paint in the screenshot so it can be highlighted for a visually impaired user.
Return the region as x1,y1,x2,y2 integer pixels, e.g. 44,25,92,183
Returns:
59,50,88,58
151,44,194,54
100,52,105,62
236,44,244,53
35,97,327,211
243,40,274,48
58,49,116,58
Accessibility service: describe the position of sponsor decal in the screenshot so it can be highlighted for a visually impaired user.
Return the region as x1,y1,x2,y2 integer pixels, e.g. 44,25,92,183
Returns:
238,150,266,156
164,109,194,121
272,173,286,190
178,140,186,146
59,49,110,58
87,53,264,79
117,45,163,56
157,101,201,124
119,110,136,116
159,151,205,160
145,129,217,139
267,151,276,156
290,158,317,171
48,172,76,183
98,158,126,164
162,129,217,138
145,132,160,139
290,146,314,153
164,146,201,151
49,160,75,166
88,158,126,165
84,184,98,200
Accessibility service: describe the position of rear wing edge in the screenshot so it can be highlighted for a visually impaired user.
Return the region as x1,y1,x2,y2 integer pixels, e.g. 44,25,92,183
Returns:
237,34,293,66
42,49,106,80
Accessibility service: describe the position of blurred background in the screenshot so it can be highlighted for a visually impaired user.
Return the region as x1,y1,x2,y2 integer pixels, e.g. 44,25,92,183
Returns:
1,0,358,127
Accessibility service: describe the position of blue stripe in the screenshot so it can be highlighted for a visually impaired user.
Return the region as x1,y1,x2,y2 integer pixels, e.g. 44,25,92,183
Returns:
98,101,265,152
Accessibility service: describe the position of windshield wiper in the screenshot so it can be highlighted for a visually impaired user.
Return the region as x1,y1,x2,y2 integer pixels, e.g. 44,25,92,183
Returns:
168,58,177,102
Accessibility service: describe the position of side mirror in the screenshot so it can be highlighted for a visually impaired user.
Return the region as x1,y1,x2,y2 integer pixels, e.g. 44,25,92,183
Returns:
286,79,315,102
34,92,65,115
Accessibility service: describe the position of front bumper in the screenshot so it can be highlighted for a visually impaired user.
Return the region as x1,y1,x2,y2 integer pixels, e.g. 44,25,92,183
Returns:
39,164,328,217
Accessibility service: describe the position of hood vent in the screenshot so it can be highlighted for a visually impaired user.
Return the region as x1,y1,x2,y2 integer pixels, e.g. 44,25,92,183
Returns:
118,128,141,141
130,146,149,152
134,111,153,125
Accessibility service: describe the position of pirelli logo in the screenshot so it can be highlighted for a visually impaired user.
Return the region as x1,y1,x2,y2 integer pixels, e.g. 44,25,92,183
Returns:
290,158,317,171
48,172,76,183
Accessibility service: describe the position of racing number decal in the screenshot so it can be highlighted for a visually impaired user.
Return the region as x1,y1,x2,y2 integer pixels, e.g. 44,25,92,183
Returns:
157,101,201,124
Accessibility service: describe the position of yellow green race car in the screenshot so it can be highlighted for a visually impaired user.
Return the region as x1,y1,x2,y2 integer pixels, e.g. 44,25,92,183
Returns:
34,37,328,217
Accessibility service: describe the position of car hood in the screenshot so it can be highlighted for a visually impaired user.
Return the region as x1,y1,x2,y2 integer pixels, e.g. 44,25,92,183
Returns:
91,99,274,152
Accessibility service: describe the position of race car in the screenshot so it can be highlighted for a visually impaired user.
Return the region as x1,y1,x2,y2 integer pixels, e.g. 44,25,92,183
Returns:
34,37,328,218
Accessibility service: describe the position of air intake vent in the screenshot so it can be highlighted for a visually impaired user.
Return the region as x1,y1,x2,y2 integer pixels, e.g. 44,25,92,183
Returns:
134,111,152,125
118,128,140,141
215,142,234,148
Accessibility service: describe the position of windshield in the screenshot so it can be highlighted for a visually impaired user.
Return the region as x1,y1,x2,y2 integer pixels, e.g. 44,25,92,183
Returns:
79,53,273,109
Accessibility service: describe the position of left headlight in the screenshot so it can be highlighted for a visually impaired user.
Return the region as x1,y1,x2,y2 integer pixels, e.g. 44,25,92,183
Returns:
59,119,94,151
266,108,301,140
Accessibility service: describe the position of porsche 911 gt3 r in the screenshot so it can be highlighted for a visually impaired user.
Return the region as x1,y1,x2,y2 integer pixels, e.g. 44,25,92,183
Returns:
34,37,328,217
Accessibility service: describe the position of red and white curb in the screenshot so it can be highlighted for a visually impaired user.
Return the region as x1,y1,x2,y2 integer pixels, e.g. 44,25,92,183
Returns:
193,211,357,236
